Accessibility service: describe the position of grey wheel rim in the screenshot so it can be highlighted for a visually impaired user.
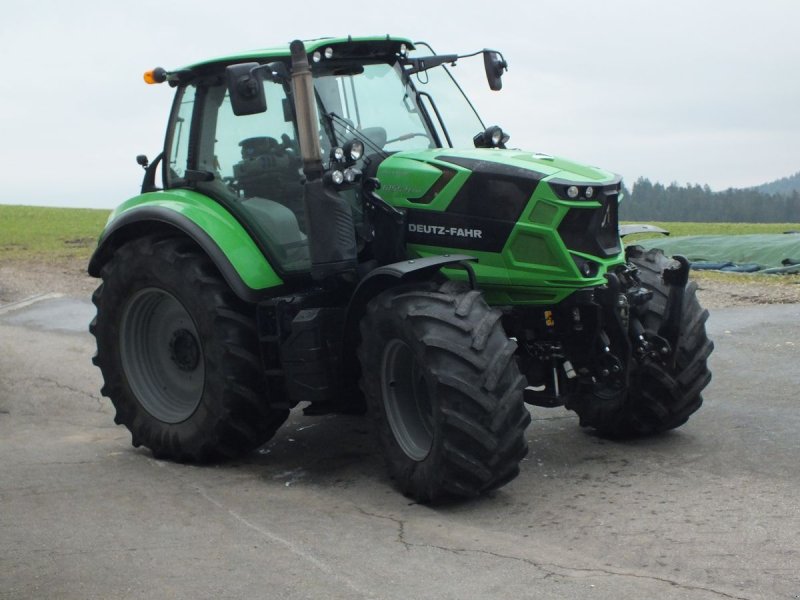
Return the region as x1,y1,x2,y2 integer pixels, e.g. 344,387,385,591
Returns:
120,288,204,423
381,339,434,461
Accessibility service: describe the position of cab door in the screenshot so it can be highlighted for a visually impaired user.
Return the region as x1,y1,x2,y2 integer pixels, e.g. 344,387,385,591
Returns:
167,76,311,275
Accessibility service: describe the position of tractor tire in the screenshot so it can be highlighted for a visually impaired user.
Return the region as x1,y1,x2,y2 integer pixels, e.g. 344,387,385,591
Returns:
358,281,531,502
90,235,288,462
568,246,714,438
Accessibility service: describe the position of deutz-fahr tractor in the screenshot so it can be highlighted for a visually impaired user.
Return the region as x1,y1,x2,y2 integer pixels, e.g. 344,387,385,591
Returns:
89,36,713,502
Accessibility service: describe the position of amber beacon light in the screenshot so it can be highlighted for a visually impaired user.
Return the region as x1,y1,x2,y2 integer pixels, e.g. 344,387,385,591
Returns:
143,67,167,84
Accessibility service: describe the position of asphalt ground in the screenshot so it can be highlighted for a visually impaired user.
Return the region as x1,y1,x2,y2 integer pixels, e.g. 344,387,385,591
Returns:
1,296,798,600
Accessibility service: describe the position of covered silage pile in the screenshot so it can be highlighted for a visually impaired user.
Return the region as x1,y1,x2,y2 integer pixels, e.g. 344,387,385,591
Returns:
635,234,800,274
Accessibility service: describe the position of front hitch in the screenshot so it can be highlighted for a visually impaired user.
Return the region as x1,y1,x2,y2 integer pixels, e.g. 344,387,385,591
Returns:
595,272,633,389
658,254,691,367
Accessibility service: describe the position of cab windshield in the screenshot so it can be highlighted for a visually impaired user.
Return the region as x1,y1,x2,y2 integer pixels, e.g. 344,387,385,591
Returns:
313,61,484,153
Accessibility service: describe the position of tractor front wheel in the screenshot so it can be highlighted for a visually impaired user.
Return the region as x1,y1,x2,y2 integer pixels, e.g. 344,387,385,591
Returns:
567,247,714,438
359,281,530,502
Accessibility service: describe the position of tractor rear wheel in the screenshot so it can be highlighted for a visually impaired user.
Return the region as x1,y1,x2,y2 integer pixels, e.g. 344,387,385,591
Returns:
358,281,530,502
567,247,714,438
90,235,288,461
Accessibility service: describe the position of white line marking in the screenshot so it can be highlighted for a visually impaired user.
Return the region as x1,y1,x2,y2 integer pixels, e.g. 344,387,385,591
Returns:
0,293,65,315
196,486,374,598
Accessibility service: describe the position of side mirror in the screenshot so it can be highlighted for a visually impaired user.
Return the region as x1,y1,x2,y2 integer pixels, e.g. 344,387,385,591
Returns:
225,62,267,116
483,50,508,91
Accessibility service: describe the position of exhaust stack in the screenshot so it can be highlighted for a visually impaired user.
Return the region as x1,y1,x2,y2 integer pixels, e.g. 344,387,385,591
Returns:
290,40,324,179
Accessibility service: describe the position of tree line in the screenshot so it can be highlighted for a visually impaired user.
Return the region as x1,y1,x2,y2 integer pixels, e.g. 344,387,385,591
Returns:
757,171,800,196
619,177,800,223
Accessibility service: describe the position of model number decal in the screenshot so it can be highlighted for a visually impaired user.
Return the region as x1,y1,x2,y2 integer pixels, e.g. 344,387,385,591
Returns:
408,223,483,239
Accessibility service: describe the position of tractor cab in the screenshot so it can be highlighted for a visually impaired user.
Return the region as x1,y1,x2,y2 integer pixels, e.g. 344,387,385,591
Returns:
146,37,506,280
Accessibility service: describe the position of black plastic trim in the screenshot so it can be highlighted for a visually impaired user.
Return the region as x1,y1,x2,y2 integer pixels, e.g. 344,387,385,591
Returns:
407,165,457,204
140,152,164,194
439,155,542,222
403,155,544,253
557,189,622,258
358,253,475,280
438,155,547,181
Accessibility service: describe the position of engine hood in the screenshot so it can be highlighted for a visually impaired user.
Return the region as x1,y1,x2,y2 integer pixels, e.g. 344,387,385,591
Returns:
444,148,618,182
375,147,618,194
372,146,624,286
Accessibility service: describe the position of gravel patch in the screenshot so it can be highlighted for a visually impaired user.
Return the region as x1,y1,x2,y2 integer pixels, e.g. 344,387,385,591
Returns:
693,273,800,308
0,258,97,306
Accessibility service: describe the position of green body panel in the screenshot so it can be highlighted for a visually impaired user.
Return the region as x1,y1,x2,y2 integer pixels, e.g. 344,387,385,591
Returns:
377,149,625,305
376,157,456,202
104,189,283,291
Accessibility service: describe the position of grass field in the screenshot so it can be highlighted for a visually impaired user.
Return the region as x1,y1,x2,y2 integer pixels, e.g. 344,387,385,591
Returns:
0,205,111,262
621,221,800,241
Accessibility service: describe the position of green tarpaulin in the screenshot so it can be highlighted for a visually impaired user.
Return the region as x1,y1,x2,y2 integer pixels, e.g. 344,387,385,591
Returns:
634,234,800,274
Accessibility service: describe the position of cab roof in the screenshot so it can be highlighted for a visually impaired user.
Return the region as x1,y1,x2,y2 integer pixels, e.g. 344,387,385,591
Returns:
180,35,415,72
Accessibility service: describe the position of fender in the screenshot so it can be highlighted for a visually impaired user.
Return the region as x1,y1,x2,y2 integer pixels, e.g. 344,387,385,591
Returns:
346,254,478,324
88,189,284,302
339,254,476,395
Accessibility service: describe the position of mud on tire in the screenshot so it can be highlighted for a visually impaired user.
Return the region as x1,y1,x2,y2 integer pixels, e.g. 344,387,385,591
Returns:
90,235,288,461
358,280,531,502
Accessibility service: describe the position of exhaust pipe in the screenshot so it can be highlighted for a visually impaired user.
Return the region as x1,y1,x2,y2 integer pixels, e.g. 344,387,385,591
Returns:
289,40,357,281
290,40,324,179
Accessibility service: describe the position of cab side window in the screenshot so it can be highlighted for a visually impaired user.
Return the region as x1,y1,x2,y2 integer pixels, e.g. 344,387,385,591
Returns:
195,81,310,274
213,84,304,227
165,85,195,182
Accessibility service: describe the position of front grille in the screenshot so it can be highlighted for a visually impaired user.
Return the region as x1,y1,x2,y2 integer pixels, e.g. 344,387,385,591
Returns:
557,185,621,258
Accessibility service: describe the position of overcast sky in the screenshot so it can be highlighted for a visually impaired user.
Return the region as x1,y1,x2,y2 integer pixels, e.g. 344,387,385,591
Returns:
1,0,798,209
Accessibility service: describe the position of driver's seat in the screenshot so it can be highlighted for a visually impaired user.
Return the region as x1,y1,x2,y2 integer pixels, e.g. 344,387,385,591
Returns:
242,197,309,270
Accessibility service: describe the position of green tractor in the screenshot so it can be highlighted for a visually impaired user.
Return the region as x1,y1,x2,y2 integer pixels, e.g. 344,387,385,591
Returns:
89,36,713,502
